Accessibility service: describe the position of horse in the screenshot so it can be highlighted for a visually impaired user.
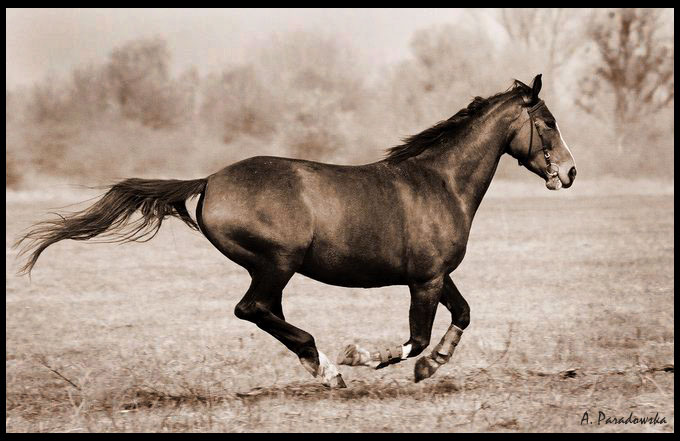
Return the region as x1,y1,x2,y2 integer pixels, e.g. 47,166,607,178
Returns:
16,74,576,388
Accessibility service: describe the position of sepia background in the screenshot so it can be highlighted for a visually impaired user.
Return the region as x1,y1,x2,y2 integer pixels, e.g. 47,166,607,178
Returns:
6,8,674,432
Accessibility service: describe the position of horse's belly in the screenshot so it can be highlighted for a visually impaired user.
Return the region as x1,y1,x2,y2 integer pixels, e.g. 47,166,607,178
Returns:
298,244,406,288
297,265,405,288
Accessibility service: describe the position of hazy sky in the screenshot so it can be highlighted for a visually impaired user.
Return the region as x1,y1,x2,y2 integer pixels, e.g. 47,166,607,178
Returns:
7,8,504,89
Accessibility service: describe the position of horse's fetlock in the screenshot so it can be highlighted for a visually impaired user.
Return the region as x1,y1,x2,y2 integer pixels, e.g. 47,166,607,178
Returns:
455,310,471,330
408,338,430,357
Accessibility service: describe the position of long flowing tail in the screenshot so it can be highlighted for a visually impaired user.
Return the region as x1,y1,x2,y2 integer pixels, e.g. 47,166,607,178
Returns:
14,177,208,275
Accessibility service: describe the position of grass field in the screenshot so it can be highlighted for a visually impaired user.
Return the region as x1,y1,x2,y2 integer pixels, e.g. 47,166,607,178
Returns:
5,180,674,432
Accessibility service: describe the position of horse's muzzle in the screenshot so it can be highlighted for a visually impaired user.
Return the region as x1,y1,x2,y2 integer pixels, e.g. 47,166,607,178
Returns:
562,166,577,188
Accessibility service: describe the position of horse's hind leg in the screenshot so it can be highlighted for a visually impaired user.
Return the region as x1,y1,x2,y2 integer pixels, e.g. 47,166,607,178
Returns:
413,275,468,382
234,269,346,388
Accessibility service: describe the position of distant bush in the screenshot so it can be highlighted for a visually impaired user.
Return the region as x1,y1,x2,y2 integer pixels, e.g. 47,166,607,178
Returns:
256,31,371,161
26,76,72,124
278,89,351,161
200,66,277,143
107,37,195,128
68,64,111,121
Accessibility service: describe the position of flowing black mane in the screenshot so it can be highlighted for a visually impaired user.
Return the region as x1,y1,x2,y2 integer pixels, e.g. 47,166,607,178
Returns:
385,81,528,163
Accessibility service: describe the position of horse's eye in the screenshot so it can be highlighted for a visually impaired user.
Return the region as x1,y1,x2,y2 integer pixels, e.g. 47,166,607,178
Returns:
545,120,556,129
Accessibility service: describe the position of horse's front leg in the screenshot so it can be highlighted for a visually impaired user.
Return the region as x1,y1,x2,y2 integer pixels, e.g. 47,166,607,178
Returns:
338,278,442,374
413,275,468,382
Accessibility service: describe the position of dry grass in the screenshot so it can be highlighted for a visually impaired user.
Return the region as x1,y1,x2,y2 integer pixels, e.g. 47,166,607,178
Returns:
5,181,674,432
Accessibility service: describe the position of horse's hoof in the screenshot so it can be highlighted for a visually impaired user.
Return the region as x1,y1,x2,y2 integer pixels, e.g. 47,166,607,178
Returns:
328,374,347,388
414,356,438,383
337,344,368,366
337,344,356,365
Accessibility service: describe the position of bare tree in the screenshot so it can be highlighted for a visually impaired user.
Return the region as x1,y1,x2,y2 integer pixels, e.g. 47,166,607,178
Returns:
492,8,587,92
576,8,674,153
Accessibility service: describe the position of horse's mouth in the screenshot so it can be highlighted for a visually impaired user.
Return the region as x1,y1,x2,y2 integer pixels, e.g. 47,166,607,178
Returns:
545,175,562,190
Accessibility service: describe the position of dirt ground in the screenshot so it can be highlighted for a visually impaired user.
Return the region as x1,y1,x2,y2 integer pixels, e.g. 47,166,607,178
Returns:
5,180,674,432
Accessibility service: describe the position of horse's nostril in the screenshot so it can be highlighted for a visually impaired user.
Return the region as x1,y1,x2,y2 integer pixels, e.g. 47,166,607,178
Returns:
568,166,577,181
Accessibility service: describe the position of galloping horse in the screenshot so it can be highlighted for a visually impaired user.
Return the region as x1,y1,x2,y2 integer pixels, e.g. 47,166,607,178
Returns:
17,74,576,388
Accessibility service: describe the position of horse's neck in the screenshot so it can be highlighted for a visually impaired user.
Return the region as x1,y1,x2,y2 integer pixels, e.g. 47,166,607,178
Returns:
416,103,516,220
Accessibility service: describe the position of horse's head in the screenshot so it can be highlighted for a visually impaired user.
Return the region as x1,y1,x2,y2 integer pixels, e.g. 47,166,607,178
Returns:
507,74,576,190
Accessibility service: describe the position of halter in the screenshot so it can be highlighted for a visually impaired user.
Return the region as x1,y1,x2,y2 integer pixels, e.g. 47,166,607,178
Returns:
517,99,559,178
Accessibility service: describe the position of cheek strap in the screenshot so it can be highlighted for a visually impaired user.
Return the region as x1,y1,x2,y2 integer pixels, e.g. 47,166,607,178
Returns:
515,100,558,178
517,116,535,166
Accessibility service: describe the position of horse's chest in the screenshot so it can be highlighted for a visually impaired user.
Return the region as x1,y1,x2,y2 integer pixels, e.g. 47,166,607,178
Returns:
403,208,469,274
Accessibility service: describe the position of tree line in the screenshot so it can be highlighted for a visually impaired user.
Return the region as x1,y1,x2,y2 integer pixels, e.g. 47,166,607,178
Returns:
6,8,674,188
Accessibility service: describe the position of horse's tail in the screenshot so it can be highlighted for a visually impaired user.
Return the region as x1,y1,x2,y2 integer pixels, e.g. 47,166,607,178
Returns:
14,177,208,275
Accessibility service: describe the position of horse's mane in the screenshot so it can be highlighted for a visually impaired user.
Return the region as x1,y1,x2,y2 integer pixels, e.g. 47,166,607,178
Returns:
385,80,529,163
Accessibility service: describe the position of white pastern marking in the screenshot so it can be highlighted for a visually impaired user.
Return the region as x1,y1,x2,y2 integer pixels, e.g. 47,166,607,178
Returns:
318,351,340,381
401,344,412,360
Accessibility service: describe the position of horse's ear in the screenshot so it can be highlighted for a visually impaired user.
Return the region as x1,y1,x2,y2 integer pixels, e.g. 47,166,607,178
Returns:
514,79,530,90
531,74,542,101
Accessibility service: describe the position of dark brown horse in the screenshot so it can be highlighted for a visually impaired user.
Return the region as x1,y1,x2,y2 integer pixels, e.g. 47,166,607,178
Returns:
16,75,576,388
